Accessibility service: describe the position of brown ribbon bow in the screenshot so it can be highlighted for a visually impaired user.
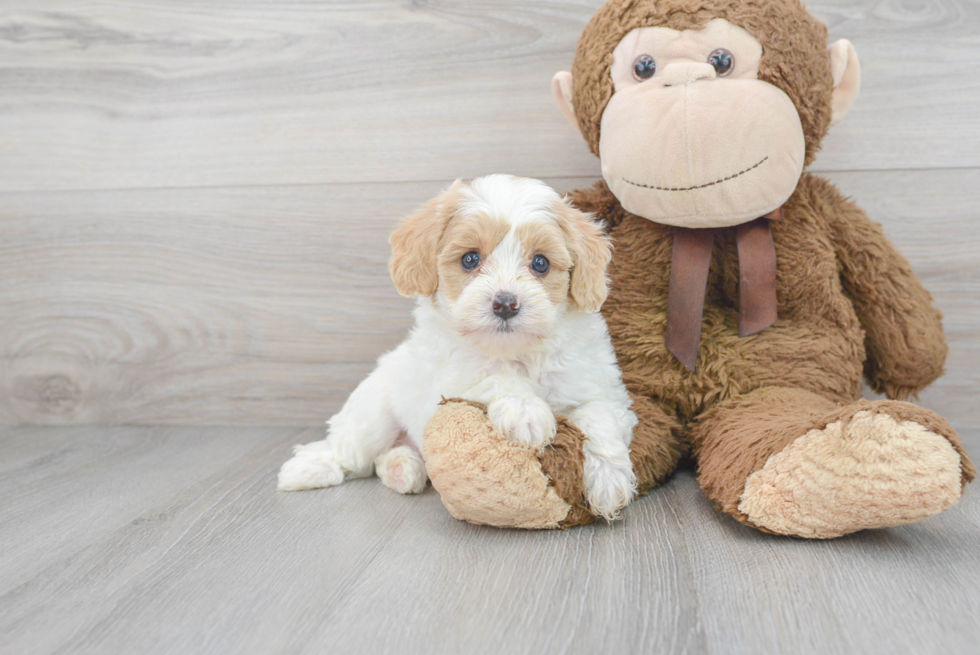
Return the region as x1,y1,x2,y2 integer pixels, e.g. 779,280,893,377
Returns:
664,207,782,372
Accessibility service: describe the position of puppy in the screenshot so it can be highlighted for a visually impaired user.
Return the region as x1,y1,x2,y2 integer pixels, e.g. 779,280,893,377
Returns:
277,175,638,519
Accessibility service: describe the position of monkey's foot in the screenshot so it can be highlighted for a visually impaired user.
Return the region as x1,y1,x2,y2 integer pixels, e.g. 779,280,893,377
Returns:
423,399,595,529
739,407,971,538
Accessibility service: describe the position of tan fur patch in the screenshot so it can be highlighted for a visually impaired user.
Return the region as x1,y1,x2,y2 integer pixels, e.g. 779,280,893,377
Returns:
550,200,612,312
517,220,572,307
389,181,471,298
739,411,963,538
435,212,510,302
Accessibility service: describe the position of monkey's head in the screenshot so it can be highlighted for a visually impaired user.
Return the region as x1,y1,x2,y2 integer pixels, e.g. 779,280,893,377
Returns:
552,0,860,228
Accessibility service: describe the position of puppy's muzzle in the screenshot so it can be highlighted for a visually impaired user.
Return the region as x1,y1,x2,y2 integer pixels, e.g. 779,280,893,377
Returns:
492,293,520,320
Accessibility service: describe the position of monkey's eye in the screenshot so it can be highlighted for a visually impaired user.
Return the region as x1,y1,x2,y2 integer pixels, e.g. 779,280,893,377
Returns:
632,54,657,81
530,254,550,275
461,251,481,271
707,48,734,76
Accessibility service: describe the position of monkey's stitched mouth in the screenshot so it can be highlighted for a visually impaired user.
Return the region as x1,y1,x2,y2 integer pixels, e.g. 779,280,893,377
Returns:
622,156,769,192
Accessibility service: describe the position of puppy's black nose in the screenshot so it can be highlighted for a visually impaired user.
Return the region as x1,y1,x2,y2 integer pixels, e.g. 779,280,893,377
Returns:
492,293,520,320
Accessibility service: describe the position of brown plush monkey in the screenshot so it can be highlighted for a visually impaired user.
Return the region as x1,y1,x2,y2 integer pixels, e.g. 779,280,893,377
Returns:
425,0,975,537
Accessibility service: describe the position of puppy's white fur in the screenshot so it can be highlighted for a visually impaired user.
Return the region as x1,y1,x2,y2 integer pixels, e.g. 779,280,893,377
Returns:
278,175,638,520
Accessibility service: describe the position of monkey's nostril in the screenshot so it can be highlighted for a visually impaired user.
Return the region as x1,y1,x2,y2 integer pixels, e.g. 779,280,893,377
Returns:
492,293,520,320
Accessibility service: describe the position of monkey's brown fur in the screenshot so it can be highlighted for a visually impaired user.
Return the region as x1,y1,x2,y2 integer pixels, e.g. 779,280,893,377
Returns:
693,390,975,532
424,0,973,534
566,0,974,532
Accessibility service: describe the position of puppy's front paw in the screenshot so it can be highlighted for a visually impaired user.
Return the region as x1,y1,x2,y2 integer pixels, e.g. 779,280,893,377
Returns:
277,450,345,491
487,395,557,450
584,452,637,521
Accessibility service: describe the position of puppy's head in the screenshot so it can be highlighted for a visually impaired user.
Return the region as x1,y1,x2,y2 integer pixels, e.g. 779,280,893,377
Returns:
390,175,611,354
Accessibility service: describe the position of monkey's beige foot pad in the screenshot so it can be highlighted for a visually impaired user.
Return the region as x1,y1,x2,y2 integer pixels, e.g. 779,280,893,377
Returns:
423,399,595,530
739,409,967,538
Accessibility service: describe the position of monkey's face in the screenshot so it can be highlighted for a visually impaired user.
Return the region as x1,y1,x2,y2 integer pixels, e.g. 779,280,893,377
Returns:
598,19,805,228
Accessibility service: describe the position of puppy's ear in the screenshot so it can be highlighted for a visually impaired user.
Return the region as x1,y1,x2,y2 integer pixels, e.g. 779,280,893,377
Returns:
389,181,464,297
553,199,612,313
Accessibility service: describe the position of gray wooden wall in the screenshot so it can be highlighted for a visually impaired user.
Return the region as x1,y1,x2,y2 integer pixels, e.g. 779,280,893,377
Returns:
1,0,978,427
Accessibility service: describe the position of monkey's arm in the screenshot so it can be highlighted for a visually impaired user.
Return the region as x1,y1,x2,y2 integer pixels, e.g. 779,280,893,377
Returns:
818,177,947,400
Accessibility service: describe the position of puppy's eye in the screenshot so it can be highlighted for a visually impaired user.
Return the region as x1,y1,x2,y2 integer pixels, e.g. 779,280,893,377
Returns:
461,251,481,271
632,54,657,81
530,254,550,275
707,48,734,76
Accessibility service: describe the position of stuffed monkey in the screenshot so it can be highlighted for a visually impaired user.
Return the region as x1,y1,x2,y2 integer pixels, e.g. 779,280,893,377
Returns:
425,0,974,537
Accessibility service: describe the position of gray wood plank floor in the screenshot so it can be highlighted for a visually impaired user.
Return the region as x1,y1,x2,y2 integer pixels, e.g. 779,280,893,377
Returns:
1,426,978,655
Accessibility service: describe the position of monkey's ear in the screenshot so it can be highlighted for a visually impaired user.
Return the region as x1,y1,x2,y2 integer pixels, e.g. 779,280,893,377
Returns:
552,71,578,128
828,39,860,127
389,181,462,298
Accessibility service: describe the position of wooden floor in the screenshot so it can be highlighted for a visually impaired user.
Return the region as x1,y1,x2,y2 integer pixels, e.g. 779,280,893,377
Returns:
2,425,979,655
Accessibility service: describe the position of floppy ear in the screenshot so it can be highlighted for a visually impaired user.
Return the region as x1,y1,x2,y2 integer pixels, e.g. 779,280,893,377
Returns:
389,181,463,297
553,199,612,313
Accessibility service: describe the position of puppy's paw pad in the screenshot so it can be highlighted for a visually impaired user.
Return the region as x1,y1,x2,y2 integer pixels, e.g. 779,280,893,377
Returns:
488,396,557,450
584,454,637,521
375,446,427,495
277,452,344,491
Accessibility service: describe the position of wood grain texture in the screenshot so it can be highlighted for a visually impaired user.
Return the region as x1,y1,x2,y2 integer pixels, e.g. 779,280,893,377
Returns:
3,171,979,428
0,425,314,592
0,0,978,193
1,426,977,655
0,176,585,425
0,180,433,424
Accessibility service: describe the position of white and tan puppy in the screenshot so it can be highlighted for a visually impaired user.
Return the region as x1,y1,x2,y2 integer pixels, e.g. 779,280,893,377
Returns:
277,175,638,519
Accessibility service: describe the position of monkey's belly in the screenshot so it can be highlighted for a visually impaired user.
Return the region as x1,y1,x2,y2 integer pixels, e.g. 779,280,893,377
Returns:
604,300,866,422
